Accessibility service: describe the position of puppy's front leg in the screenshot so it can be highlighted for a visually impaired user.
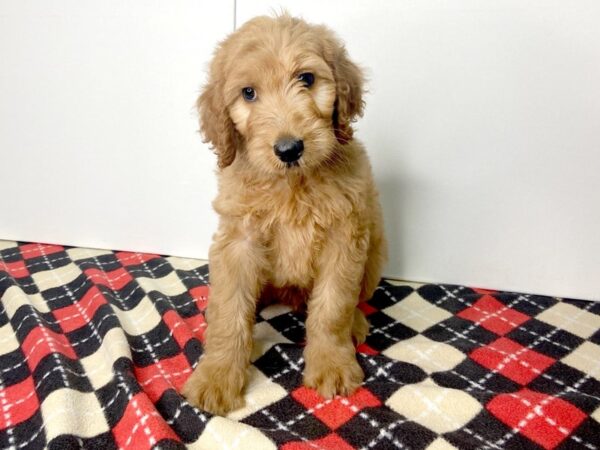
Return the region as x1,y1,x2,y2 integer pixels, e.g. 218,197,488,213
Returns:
182,227,264,415
304,225,369,398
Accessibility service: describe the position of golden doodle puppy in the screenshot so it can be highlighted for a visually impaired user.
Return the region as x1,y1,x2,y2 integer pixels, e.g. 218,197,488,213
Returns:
182,14,387,415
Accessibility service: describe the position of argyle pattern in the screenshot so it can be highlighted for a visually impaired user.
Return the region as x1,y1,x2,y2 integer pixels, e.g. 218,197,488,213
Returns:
0,240,599,450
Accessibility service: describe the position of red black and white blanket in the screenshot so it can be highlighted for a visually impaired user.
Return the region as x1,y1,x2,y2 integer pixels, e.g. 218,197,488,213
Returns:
0,240,599,449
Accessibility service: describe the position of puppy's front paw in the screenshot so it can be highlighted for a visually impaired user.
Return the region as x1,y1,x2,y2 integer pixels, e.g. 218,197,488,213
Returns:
304,353,364,399
182,359,246,415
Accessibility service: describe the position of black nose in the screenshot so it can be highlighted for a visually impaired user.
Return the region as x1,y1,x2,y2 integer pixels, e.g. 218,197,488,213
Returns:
274,138,304,163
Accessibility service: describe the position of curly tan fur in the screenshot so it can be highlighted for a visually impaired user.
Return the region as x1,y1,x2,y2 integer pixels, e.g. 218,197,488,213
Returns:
182,14,387,415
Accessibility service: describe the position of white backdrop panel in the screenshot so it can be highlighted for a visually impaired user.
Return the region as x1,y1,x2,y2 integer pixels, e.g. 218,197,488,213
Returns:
237,1,600,300
0,1,232,258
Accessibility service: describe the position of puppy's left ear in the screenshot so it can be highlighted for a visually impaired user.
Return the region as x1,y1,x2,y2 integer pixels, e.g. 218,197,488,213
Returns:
323,32,365,144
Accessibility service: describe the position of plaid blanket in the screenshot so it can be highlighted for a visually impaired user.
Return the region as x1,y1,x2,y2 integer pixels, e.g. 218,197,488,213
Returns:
0,240,599,450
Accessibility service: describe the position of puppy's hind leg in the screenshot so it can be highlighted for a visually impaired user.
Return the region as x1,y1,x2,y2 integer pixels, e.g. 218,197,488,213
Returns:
352,214,386,347
351,308,369,345
359,210,387,303
182,228,266,415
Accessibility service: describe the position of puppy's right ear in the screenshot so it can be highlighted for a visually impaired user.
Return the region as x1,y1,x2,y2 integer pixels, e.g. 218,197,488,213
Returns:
197,78,239,169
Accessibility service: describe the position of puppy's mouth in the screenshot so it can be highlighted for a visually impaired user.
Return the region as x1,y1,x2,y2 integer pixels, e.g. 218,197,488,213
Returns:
285,160,300,169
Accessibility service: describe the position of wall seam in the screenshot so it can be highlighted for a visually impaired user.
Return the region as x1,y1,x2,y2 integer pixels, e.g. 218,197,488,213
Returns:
233,0,237,30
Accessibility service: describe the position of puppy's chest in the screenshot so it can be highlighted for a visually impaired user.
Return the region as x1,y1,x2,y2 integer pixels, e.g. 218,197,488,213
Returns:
258,187,332,288
267,218,322,287
241,177,355,287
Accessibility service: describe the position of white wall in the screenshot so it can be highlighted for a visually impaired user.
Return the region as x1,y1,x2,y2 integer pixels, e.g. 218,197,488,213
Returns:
0,1,232,258
1,1,599,300
237,1,600,300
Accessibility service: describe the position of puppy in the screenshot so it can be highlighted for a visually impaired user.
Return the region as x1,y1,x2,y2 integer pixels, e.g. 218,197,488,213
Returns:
182,14,387,415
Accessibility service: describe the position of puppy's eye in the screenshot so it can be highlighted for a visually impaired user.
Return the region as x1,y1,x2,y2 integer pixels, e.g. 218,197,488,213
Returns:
242,87,257,102
298,72,315,88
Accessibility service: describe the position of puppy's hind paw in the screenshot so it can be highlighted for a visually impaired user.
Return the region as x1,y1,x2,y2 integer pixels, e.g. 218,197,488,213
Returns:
352,308,370,346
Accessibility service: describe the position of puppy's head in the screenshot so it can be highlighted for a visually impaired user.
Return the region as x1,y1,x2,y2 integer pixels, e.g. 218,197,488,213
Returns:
198,15,364,173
